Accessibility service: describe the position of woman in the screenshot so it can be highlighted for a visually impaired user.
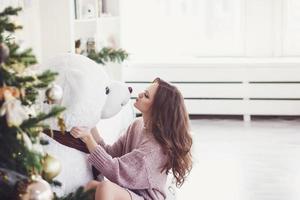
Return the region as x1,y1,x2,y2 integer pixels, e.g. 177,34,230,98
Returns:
70,78,193,200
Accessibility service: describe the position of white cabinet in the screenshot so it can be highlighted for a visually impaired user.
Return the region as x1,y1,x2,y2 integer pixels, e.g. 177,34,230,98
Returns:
39,0,120,63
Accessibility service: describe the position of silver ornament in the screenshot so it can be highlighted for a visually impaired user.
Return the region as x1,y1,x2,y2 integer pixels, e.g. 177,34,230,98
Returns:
45,84,63,102
0,91,28,127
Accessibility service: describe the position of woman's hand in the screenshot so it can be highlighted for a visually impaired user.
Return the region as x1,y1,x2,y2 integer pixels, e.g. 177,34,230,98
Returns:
70,126,91,141
70,127,98,152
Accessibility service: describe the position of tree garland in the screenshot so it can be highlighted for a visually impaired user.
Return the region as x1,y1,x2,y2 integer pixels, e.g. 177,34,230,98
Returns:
87,47,129,65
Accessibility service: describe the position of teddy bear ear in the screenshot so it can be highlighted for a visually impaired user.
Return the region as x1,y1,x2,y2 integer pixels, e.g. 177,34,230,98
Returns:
128,87,133,94
105,86,110,95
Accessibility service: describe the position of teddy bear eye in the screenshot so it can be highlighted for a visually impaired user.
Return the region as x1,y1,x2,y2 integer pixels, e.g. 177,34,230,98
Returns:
105,87,110,95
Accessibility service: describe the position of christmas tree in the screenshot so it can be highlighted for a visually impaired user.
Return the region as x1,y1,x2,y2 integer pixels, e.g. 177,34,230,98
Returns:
0,7,94,200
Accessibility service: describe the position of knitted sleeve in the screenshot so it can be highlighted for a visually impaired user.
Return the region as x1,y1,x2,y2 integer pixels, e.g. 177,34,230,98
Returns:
98,123,132,158
87,145,152,190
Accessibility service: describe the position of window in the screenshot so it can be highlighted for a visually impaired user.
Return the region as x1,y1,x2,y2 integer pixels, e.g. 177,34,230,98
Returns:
120,0,300,58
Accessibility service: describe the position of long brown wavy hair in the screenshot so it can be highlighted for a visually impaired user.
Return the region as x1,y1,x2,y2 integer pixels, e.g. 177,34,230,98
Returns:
149,78,192,187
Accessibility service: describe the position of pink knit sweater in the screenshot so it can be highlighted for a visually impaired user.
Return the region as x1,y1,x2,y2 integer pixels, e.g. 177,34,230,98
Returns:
88,117,168,200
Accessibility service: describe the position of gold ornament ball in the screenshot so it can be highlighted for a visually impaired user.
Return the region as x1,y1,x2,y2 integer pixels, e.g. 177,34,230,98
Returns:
19,177,53,200
42,154,61,181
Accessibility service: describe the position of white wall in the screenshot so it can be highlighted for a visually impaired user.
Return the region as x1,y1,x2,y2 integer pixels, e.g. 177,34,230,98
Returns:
0,0,42,62
4,0,300,62
0,0,76,63
39,0,74,63
120,0,300,58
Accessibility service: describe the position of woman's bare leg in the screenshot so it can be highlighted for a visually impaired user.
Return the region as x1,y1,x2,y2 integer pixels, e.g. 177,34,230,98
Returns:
85,180,101,191
95,180,131,200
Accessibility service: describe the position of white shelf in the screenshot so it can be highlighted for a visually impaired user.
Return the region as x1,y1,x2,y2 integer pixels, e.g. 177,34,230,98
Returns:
39,0,121,58
74,18,97,23
74,15,120,49
74,16,119,23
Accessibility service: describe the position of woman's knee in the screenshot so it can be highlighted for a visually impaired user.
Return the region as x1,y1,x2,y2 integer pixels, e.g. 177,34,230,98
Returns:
85,180,101,191
95,181,132,200
96,180,114,192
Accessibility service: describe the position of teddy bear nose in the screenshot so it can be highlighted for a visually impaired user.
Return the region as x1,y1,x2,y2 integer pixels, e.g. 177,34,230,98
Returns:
128,87,133,94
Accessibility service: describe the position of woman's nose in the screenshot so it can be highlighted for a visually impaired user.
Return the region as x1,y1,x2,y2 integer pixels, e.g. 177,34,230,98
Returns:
138,93,143,98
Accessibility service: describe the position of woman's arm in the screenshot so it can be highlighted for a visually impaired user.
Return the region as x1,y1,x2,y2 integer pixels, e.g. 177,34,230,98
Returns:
82,134,98,153
88,145,153,190
91,127,102,144
70,125,130,157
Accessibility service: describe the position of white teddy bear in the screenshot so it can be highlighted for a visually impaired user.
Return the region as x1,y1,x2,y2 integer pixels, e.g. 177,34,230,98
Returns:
39,53,132,196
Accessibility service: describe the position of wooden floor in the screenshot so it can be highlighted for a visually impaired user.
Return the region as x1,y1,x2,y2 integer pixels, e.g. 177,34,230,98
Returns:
176,118,300,200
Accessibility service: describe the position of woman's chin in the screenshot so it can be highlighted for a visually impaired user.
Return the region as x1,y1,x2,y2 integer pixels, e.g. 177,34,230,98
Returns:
134,103,141,112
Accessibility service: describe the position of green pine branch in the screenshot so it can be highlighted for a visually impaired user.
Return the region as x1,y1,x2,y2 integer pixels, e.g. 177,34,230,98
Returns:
15,70,58,88
20,106,65,129
0,7,22,17
15,145,44,174
37,70,59,86
5,42,37,67
87,47,129,65
0,7,22,42
2,68,58,88
0,66,58,105
0,124,43,175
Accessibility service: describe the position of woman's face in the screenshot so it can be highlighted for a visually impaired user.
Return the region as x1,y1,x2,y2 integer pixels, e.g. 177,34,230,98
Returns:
134,82,159,114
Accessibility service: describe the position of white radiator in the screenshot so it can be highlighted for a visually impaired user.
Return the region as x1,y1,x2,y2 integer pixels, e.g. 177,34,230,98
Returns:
123,58,300,121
